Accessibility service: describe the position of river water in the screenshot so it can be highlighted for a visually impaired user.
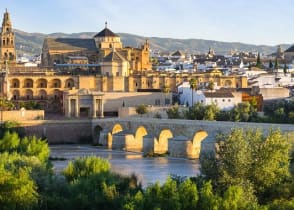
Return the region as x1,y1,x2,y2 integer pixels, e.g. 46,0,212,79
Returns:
50,145,200,186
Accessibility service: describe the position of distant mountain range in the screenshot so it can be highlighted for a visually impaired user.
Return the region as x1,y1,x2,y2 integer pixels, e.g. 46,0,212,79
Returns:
13,29,292,56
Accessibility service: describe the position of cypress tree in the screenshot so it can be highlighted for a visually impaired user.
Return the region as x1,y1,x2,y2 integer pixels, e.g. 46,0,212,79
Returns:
256,53,262,68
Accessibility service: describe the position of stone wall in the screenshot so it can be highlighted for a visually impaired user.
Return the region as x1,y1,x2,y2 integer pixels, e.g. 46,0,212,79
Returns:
19,120,92,144
260,87,290,101
1,110,44,121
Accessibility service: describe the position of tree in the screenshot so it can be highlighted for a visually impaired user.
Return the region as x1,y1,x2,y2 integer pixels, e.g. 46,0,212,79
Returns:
207,81,214,92
256,52,262,68
201,128,290,201
178,178,198,210
166,105,182,119
185,102,205,120
0,152,38,209
0,97,15,111
283,63,288,75
203,103,219,121
63,156,110,182
189,78,198,107
269,59,273,70
135,104,148,116
274,57,279,70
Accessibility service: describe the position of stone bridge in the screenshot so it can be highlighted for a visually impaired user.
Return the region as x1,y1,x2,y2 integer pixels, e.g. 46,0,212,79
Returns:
92,118,294,159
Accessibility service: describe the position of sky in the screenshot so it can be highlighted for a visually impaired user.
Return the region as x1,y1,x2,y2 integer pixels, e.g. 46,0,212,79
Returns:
1,0,294,46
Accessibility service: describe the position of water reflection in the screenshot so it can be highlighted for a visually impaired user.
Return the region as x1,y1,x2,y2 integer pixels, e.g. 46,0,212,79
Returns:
50,145,200,186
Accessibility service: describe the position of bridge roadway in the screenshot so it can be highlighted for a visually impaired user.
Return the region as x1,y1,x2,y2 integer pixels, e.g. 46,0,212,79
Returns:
92,118,294,155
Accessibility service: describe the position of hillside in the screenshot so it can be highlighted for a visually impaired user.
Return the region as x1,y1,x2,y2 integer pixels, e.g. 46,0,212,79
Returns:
12,29,291,56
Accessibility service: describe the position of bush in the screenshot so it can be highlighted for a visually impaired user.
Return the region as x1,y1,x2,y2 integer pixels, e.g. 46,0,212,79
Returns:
63,156,111,182
135,104,148,115
166,105,182,119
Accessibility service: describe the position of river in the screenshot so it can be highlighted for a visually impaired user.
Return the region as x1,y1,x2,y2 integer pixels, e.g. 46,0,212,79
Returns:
50,144,200,186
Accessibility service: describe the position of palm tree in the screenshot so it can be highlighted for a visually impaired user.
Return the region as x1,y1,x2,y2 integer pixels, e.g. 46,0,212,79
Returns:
189,78,198,107
207,81,215,104
208,81,215,92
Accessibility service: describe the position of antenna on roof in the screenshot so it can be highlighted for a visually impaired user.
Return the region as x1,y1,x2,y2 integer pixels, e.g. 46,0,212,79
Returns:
5,8,7,13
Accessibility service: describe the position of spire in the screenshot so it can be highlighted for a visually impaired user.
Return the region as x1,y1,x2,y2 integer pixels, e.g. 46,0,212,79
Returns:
2,8,11,28
105,21,108,29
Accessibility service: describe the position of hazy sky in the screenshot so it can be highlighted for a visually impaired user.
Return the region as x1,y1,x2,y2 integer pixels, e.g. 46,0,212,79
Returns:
1,0,293,45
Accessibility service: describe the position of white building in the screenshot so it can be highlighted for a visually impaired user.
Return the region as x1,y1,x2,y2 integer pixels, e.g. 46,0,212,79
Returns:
178,82,241,110
248,71,294,88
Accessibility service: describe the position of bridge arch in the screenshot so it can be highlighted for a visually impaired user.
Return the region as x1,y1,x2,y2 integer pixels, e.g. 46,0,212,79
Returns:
192,130,208,145
154,129,173,154
135,126,148,141
158,129,173,144
112,123,123,134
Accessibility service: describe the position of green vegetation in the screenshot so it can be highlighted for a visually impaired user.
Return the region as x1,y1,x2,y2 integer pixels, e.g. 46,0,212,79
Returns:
256,52,263,68
166,99,294,124
166,104,182,119
19,101,41,110
0,98,15,110
135,104,148,115
201,128,293,205
1,123,294,209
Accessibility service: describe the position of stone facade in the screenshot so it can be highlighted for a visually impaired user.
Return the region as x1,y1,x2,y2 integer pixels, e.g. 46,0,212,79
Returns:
41,23,152,72
0,109,44,121
0,9,16,66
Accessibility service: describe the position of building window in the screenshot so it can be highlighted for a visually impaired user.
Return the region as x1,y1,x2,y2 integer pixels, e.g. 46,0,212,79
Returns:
54,95,58,100
41,95,44,100
40,83,44,88
67,82,71,88
228,99,231,102
116,72,119,76
27,95,30,100
215,99,217,103
54,83,58,88
13,95,16,100
222,99,225,102
13,83,17,88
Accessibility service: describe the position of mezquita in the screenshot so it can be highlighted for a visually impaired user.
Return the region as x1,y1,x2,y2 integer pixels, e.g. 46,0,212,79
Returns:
0,10,248,117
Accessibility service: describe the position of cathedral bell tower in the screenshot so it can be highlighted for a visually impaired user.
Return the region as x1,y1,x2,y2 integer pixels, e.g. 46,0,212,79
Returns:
0,9,16,66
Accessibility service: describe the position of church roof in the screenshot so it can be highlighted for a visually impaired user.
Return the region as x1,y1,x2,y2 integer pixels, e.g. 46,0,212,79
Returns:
285,45,294,53
103,51,127,62
94,27,119,38
44,38,97,51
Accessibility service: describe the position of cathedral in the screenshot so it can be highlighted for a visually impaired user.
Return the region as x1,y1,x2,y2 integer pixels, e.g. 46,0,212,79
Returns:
0,10,248,117
41,22,152,74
